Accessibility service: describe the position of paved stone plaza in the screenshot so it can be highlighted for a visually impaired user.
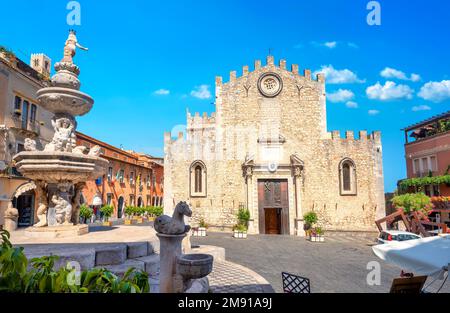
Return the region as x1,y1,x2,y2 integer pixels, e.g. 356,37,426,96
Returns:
192,232,450,293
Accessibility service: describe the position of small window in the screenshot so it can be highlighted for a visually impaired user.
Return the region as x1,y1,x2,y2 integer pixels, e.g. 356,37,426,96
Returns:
119,169,125,183
14,96,22,111
130,172,134,185
107,167,113,182
30,104,37,123
339,158,357,195
190,160,207,197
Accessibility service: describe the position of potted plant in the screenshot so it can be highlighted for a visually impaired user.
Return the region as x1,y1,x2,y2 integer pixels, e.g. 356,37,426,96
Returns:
310,227,325,242
232,208,250,239
124,206,136,225
100,205,114,226
303,211,318,238
135,207,144,223
193,218,208,237
79,204,93,224
233,223,248,239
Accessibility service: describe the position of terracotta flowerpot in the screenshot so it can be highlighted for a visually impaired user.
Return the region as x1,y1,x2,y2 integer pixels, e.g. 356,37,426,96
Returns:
124,219,135,225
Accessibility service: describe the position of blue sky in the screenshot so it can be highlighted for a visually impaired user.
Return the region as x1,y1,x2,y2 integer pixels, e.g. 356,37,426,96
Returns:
1,0,450,192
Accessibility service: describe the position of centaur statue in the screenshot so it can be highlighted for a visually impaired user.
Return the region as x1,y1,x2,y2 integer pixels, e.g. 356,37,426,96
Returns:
154,201,192,235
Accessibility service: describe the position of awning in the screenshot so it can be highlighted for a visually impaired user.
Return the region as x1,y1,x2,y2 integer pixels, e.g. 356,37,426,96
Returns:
92,195,103,206
372,235,450,279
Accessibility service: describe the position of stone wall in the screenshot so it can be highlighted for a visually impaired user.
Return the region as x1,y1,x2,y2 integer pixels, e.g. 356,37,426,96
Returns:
164,55,385,233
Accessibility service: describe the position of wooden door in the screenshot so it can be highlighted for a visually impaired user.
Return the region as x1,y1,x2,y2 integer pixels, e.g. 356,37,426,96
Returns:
265,208,281,234
258,179,289,234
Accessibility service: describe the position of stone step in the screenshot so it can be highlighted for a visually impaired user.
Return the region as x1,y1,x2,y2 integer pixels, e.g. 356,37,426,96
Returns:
134,254,160,277
126,242,149,259
25,247,96,271
96,259,145,278
95,244,127,266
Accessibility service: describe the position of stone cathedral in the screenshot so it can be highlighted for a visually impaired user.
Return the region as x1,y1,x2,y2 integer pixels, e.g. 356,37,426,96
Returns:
164,56,385,235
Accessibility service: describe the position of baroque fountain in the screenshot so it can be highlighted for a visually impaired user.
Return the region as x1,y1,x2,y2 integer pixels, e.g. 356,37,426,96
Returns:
12,30,108,237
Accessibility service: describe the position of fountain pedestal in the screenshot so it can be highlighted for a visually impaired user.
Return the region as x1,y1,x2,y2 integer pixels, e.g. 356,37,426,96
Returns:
157,233,186,293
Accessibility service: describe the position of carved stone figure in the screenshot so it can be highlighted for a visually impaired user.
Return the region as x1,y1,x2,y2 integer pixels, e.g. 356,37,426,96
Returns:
72,146,88,155
34,182,48,227
4,202,19,232
4,202,18,220
88,145,101,156
71,183,85,225
51,195,73,225
45,117,76,152
155,201,192,235
62,30,88,64
24,138,37,151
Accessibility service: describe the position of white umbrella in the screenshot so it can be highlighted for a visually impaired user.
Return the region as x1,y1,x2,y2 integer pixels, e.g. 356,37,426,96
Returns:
372,235,450,279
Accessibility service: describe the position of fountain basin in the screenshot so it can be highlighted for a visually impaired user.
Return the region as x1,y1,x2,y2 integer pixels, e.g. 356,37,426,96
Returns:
37,87,93,116
176,253,213,280
13,151,108,183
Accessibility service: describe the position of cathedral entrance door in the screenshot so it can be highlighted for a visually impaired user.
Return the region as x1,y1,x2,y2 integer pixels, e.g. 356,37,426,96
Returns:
258,179,289,234
264,208,281,234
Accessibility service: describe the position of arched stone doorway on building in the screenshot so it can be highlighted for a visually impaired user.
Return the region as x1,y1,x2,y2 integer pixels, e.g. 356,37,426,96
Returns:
137,196,143,207
13,190,35,227
12,181,37,228
117,196,124,218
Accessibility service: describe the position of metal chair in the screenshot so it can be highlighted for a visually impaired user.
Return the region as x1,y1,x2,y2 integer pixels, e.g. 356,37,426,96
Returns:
282,272,311,293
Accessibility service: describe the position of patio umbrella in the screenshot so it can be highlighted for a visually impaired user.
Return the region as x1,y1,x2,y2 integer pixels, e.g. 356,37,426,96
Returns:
372,235,450,279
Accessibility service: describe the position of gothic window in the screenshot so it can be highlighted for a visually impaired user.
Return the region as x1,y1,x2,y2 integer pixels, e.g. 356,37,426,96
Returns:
339,158,357,195
190,160,207,197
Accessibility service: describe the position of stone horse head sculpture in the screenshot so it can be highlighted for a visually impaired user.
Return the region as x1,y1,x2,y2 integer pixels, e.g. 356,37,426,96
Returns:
154,201,192,235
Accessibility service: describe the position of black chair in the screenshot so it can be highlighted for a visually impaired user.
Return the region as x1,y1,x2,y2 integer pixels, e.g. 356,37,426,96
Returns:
282,272,311,293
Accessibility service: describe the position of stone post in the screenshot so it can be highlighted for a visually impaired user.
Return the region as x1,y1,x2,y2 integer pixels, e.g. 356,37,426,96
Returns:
157,233,186,293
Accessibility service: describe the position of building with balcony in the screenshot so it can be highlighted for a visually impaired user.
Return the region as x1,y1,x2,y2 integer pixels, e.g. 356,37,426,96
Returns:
402,110,450,197
0,48,54,228
76,132,164,220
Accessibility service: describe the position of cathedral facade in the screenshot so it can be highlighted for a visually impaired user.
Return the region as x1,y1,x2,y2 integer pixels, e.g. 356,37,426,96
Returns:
164,56,385,235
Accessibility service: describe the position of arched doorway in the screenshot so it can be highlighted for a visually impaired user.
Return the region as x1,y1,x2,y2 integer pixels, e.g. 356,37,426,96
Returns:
13,190,35,227
137,196,143,207
117,196,124,218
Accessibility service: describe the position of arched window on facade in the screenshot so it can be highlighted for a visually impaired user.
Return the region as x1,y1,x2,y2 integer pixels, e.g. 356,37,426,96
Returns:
190,160,207,197
339,158,357,195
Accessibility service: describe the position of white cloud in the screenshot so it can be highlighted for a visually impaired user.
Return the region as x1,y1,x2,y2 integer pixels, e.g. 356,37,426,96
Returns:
324,41,337,49
347,42,359,49
190,85,211,99
410,74,421,82
412,105,431,112
154,88,170,95
345,101,358,108
314,65,365,84
380,67,421,82
368,109,380,115
418,80,450,102
327,89,355,103
366,81,414,100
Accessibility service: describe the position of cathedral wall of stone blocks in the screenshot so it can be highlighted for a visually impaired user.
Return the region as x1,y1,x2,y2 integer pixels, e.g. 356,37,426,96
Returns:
164,55,385,234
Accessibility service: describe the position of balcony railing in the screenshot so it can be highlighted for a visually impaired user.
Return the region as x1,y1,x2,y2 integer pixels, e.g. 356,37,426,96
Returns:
10,114,40,136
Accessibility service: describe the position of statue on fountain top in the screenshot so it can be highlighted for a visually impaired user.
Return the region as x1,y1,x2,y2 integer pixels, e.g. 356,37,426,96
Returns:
62,30,88,64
